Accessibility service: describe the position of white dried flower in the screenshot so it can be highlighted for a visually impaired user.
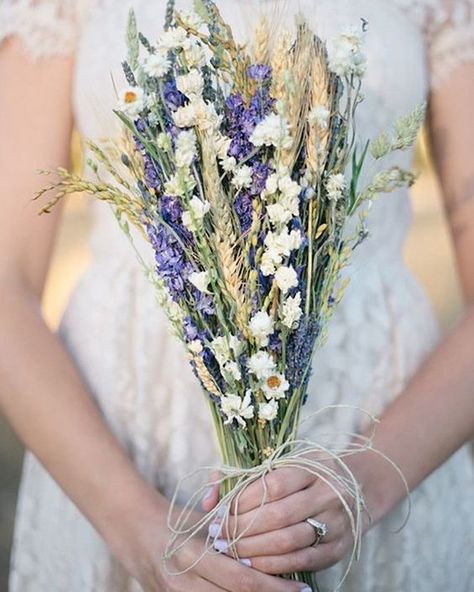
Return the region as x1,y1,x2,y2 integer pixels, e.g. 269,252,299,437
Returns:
118,87,145,118
184,42,207,68
188,270,211,293
260,248,283,277
328,29,367,78
264,228,303,256
326,173,346,201
274,265,298,294
248,311,274,347
223,361,242,381
232,165,253,189
158,26,190,51
258,399,279,422
281,292,303,328
278,175,301,200
248,351,276,380
176,70,204,97
175,130,197,168
173,102,200,128
221,390,254,427
164,169,196,196
265,173,279,195
182,196,211,232
157,132,172,152
261,373,290,400
250,113,292,149
308,105,331,130
143,51,171,78
221,156,237,173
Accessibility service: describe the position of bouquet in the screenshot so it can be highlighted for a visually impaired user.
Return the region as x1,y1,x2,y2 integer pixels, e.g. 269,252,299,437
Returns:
37,0,424,588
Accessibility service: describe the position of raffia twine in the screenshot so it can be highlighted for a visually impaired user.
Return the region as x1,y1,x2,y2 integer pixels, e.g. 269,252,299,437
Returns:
162,405,410,591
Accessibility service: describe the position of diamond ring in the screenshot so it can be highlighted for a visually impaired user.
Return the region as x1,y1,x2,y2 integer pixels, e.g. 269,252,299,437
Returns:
305,517,328,546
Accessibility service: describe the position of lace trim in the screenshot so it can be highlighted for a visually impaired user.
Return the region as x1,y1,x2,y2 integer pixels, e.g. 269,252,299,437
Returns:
0,0,80,58
429,22,474,88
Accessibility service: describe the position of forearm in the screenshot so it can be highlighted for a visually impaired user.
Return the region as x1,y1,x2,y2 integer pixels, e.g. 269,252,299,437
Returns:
0,278,168,559
350,304,474,524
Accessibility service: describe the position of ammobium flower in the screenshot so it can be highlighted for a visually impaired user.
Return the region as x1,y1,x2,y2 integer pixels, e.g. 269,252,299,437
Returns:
248,351,276,380
326,173,346,201
250,113,292,150
231,165,253,189
143,51,171,78
258,399,279,422
182,196,211,232
262,373,290,400
118,86,145,118
158,26,190,51
274,265,298,294
308,105,331,130
175,130,197,168
328,29,367,78
189,270,211,293
248,311,274,347
176,70,204,97
281,292,303,329
221,391,254,427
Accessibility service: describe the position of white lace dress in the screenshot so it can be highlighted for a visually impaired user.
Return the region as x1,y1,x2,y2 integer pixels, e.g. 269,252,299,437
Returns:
2,0,474,590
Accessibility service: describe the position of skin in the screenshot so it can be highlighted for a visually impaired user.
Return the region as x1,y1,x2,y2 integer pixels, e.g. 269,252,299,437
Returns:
203,62,474,574
0,39,311,592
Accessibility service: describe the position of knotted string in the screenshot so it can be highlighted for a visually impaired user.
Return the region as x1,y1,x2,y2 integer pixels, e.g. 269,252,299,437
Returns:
163,405,410,591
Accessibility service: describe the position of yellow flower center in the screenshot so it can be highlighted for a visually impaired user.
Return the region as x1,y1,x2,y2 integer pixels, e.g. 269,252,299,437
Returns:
124,91,138,104
266,375,281,389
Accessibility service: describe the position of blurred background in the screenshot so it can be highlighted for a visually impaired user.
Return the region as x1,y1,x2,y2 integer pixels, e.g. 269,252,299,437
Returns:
0,133,464,588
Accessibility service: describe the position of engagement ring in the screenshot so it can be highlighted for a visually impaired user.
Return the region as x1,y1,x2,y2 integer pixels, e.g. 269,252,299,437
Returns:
305,518,328,546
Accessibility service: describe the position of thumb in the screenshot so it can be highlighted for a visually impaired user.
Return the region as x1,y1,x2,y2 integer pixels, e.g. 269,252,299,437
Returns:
201,470,221,512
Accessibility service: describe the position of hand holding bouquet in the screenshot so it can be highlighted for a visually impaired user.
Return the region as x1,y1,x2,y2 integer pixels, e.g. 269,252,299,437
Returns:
37,1,424,588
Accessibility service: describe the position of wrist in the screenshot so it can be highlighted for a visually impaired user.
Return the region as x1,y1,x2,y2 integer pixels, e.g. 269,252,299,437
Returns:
346,448,408,531
100,477,169,572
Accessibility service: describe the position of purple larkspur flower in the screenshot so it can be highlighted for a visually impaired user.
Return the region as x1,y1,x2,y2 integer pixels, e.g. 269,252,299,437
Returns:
144,155,161,190
147,223,194,301
235,191,253,233
195,292,215,316
160,195,182,225
247,64,272,82
183,316,200,341
228,133,253,160
286,315,320,396
250,161,271,196
268,331,282,355
163,79,186,111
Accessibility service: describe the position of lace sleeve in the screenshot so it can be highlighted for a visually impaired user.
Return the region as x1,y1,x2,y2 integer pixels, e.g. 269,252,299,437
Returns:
427,0,474,89
0,0,84,58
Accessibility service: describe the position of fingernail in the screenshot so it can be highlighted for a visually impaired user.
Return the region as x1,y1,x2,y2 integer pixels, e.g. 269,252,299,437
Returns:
216,503,228,519
208,523,222,538
239,558,252,567
300,587,312,592
202,486,214,502
213,538,229,553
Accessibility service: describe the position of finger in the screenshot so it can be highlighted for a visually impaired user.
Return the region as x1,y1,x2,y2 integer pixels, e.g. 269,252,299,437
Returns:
201,471,221,512
222,487,319,539
247,541,346,575
184,575,226,592
215,521,315,558
200,552,313,592
229,466,316,515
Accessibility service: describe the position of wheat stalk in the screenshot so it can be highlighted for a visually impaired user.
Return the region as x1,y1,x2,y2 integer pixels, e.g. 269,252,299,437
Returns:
252,17,270,64
194,355,222,397
199,131,249,333
306,40,333,178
